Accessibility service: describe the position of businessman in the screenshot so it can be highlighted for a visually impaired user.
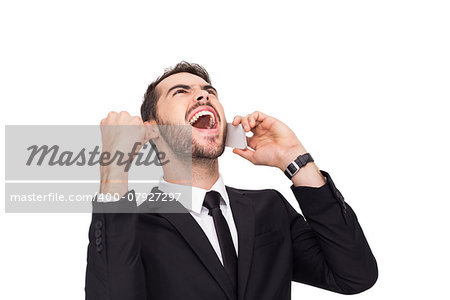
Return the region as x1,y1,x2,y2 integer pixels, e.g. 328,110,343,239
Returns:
85,62,378,300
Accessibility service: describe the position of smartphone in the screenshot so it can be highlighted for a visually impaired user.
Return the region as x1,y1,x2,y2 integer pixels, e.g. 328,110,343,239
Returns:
225,123,247,149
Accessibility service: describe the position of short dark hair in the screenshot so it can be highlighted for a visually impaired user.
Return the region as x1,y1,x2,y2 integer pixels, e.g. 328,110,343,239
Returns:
141,61,211,122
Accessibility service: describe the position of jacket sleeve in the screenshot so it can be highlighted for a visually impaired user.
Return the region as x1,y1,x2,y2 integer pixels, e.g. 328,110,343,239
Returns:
85,190,147,300
276,170,378,295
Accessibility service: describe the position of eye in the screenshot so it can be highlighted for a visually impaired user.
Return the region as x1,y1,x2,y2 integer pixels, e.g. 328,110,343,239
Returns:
207,89,217,96
173,89,187,95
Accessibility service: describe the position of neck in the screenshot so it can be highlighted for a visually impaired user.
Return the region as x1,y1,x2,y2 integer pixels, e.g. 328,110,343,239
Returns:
191,158,219,190
162,157,219,190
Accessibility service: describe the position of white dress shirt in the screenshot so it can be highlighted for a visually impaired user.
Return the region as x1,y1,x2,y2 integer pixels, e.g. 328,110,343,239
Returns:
158,174,239,264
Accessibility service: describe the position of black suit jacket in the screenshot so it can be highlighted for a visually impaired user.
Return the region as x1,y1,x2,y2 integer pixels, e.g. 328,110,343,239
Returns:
85,171,377,300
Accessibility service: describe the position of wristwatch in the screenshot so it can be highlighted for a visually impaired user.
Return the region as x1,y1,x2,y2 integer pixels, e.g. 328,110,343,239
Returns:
284,153,314,179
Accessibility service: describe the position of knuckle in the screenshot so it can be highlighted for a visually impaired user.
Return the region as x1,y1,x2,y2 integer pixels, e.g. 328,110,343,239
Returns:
130,117,142,125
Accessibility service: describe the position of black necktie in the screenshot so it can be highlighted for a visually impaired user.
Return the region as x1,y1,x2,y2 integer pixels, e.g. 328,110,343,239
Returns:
203,191,237,290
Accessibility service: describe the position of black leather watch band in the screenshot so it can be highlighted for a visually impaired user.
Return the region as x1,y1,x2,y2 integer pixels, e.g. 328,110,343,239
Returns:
284,153,314,179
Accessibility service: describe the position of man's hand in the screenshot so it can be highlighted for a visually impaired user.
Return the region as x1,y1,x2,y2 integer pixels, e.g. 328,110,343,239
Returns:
232,111,326,187
100,111,149,157
232,111,305,170
99,111,151,196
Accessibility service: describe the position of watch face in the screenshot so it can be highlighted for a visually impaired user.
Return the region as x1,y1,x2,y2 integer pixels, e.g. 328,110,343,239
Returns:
287,164,297,174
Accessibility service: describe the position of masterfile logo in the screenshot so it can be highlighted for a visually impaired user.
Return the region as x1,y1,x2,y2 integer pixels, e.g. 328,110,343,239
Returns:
4,125,193,213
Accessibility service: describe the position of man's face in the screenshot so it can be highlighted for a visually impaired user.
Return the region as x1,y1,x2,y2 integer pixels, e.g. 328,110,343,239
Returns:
153,72,227,159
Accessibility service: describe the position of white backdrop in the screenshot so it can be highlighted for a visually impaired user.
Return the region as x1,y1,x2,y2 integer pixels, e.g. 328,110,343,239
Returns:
1,0,449,299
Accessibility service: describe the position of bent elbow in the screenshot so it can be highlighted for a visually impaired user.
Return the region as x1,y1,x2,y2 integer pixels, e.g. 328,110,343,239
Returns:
340,263,378,295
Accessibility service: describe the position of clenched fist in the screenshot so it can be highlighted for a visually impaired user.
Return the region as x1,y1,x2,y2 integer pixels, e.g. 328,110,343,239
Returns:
99,111,152,196
100,111,150,159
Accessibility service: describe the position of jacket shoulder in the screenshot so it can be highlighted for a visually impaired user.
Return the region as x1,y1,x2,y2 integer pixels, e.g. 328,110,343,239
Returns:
225,185,277,194
225,185,281,200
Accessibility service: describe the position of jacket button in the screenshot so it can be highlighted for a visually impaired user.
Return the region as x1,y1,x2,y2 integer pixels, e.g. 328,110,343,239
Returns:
95,220,103,229
96,244,103,252
94,229,101,238
95,237,102,246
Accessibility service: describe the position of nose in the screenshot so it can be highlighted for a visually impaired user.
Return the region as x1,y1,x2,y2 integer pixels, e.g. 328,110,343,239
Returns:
195,90,209,102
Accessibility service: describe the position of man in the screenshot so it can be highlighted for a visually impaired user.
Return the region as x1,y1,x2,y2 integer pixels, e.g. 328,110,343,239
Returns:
85,62,378,300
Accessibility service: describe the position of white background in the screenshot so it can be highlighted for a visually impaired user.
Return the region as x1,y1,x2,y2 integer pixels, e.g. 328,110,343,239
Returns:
1,0,449,299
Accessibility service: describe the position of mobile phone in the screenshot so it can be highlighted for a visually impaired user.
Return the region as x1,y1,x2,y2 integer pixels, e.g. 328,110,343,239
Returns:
225,123,248,149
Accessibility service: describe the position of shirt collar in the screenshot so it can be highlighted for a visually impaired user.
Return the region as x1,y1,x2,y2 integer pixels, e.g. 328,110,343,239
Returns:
158,173,229,214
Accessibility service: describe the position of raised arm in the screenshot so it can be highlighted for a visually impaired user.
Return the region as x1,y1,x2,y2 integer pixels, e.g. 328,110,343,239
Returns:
232,111,377,294
85,111,152,300
277,171,378,294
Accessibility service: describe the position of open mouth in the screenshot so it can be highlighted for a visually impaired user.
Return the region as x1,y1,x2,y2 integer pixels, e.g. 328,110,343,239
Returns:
188,107,218,130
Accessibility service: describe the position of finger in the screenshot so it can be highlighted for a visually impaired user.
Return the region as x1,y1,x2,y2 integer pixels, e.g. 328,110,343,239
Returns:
131,116,143,125
234,111,268,131
119,111,131,121
232,148,255,164
106,111,118,123
107,111,117,117
250,111,268,123
241,115,251,132
248,115,256,128
232,115,243,126
249,111,267,128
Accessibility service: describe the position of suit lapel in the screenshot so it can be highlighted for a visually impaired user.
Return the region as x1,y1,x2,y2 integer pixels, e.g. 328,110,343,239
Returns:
149,187,236,300
226,186,255,300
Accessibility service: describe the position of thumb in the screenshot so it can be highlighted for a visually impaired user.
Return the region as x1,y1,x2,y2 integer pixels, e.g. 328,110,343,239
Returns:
232,148,255,164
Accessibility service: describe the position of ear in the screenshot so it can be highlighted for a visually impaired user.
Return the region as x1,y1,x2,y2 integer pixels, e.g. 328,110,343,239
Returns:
144,121,160,141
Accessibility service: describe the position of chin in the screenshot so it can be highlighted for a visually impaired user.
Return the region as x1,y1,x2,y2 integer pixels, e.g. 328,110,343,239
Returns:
192,135,226,159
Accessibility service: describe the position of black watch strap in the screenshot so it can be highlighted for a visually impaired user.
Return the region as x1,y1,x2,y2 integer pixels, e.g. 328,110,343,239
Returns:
284,153,314,179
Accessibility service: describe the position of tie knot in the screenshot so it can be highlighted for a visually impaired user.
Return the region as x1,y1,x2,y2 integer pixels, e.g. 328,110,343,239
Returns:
203,191,222,212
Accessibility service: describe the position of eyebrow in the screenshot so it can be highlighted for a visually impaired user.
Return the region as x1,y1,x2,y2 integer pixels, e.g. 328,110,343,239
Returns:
202,85,217,95
166,84,217,97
